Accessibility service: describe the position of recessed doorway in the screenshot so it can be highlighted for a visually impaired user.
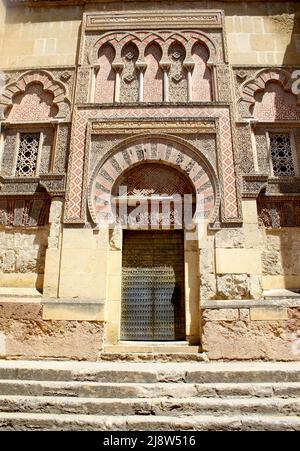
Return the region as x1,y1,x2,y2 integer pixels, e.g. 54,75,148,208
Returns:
121,230,186,341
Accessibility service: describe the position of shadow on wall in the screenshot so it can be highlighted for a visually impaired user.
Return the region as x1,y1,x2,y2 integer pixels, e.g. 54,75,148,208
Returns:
269,10,300,292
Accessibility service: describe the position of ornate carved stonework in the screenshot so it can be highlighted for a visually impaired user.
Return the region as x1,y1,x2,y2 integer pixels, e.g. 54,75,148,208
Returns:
75,67,91,104
255,130,270,174
242,175,300,198
84,11,224,31
120,42,139,103
168,42,187,103
53,124,71,175
0,196,50,227
64,105,240,224
89,136,219,226
0,175,65,197
242,175,268,198
235,124,255,174
73,10,229,106
233,66,300,121
216,64,232,102
0,69,72,121
258,197,300,228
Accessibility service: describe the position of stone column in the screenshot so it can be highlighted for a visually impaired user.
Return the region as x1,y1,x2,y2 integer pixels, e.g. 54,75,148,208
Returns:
90,65,100,103
136,62,147,102
160,62,170,102
112,62,124,103
43,198,64,297
183,61,195,102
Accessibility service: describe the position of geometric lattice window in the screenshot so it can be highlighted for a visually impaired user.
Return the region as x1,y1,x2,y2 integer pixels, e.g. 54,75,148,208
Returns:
269,132,296,177
15,133,40,177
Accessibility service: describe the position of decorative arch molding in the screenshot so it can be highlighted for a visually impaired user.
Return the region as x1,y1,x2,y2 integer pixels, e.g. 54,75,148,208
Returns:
88,134,220,226
89,30,217,66
239,68,299,118
0,70,71,121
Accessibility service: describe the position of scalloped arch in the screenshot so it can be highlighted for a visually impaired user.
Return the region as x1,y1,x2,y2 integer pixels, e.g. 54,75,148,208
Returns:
240,68,299,118
0,70,71,120
89,30,217,66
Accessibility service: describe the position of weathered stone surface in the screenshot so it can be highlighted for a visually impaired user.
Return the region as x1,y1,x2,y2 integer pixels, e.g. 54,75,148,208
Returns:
262,251,282,276
215,229,245,249
0,229,48,283
0,395,299,418
48,200,63,249
250,307,288,321
249,274,263,299
217,274,249,300
0,303,42,320
0,318,105,360
200,274,217,300
239,309,250,321
202,309,239,322
202,307,300,361
200,249,214,274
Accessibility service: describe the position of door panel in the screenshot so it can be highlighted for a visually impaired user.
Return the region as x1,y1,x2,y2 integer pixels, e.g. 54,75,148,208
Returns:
121,230,185,341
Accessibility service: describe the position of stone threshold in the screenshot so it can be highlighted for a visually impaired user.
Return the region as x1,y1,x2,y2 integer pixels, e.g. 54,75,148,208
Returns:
103,341,200,354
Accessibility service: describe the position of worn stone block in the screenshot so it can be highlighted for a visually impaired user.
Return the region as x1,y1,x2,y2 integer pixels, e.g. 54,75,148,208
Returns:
240,309,250,321
216,249,262,275
250,307,289,321
42,301,105,321
202,308,239,322
200,248,214,274
200,274,217,300
261,251,282,276
249,274,263,299
215,229,244,249
202,307,300,361
217,274,249,300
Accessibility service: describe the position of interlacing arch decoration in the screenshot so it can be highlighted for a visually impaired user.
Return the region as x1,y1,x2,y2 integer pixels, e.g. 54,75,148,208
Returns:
88,134,220,226
239,68,300,119
88,30,218,66
0,70,71,121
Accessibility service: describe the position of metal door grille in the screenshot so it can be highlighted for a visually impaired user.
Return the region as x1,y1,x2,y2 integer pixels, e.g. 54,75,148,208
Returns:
121,230,185,341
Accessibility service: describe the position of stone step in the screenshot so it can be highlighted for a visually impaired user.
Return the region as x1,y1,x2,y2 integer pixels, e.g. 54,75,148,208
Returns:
0,395,299,417
0,361,299,383
0,380,300,399
102,342,201,354
0,412,299,431
99,352,207,362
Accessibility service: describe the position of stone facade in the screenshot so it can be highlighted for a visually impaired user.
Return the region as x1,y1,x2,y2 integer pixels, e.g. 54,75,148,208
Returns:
0,0,299,361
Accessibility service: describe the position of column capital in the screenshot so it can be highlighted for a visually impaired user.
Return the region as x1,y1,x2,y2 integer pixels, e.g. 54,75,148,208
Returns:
183,60,195,72
160,61,171,72
136,61,147,72
112,62,124,73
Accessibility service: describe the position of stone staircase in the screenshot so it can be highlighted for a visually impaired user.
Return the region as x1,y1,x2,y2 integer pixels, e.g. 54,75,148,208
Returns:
0,361,299,431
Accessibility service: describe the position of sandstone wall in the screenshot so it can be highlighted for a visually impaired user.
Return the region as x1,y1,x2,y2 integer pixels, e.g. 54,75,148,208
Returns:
0,1,299,69
200,200,263,302
202,306,300,361
0,227,49,290
262,228,300,290
0,5,82,68
0,301,105,360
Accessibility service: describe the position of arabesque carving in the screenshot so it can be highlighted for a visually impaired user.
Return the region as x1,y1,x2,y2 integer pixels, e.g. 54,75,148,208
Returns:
0,70,71,121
